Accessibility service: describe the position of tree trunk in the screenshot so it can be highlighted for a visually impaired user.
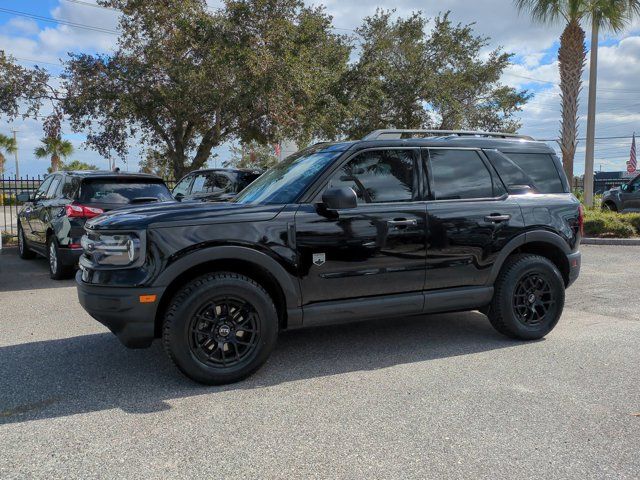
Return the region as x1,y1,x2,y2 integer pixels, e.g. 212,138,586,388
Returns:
558,19,586,185
583,16,599,207
51,154,60,172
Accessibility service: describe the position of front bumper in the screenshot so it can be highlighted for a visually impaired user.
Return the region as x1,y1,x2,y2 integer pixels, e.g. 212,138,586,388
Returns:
566,250,581,287
76,271,165,348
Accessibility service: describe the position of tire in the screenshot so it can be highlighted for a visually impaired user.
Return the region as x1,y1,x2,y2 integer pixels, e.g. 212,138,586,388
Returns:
163,272,279,385
17,223,36,259
602,202,617,212
487,254,565,340
47,236,73,280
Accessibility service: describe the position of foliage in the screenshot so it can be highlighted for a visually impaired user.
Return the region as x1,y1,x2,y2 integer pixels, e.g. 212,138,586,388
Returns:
0,51,53,120
63,0,349,179
139,149,174,178
34,137,74,173
583,210,638,237
342,11,530,138
49,159,98,173
224,141,279,170
0,133,17,174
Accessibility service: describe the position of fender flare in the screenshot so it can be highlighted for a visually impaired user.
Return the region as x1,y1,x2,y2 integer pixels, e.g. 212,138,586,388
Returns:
153,245,301,310
486,230,571,285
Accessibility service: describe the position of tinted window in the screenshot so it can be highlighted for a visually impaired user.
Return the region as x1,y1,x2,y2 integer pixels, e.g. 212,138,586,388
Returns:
236,172,261,190
79,179,173,204
234,145,344,205
484,150,532,190
46,176,62,199
191,173,234,195
34,176,54,201
429,149,495,200
329,149,416,203
502,152,564,193
62,176,81,199
172,175,192,197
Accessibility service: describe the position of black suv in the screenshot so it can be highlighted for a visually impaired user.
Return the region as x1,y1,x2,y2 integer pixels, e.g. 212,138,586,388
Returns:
77,130,582,385
172,168,262,202
17,171,173,279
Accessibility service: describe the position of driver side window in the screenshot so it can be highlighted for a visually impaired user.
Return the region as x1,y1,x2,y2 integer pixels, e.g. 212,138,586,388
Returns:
328,149,417,204
34,176,54,201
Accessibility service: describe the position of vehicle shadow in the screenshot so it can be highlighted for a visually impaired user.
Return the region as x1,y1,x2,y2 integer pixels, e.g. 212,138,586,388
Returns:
0,248,75,292
0,311,529,425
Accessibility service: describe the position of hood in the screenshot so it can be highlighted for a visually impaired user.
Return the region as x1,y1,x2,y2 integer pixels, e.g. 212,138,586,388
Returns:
85,201,284,230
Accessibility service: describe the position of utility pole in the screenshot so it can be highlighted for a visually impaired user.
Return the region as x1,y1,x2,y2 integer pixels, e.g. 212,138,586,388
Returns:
583,15,599,208
11,129,19,178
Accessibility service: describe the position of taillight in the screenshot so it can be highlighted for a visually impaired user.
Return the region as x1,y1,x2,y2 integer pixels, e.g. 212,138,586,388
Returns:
578,204,584,237
65,204,104,219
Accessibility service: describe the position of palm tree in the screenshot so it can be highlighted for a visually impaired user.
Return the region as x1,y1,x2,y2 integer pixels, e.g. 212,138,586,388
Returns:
515,0,639,202
0,133,17,175
34,137,73,172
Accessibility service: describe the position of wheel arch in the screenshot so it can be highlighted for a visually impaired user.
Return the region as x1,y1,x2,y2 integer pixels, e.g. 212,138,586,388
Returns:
153,246,301,338
487,231,572,286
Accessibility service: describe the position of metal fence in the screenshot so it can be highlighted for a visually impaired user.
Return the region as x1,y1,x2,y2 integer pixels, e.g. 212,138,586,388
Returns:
1,176,44,237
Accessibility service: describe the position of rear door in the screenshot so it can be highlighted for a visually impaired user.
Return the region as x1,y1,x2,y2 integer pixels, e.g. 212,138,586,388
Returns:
295,147,427,305
423,148,525,290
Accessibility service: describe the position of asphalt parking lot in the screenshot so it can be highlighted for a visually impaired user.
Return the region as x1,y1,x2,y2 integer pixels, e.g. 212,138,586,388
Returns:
0,245,638,479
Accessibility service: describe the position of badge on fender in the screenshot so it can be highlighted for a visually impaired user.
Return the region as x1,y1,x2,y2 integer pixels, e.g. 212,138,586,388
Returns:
312,253,326,266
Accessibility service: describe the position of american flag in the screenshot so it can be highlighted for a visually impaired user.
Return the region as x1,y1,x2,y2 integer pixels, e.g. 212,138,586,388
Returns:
627,133,637,173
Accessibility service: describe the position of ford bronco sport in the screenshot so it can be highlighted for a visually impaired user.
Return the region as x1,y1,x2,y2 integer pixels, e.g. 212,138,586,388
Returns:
77,130,582,384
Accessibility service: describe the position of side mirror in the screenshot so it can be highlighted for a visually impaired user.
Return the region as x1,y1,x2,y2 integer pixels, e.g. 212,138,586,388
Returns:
16,192,32,203
174,192,184,202
322,187,357,210
508,184,533,195
621,184,629,192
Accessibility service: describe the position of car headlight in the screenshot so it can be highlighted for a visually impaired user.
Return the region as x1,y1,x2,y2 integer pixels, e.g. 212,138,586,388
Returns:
81,232,142,267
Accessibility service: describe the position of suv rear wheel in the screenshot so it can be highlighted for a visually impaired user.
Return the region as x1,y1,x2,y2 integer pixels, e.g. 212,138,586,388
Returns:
162,272,279,385
487,254,565,340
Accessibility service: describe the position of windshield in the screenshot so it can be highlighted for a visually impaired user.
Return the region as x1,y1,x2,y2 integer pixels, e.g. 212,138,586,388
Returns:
79,179,173,204
234,145,346,204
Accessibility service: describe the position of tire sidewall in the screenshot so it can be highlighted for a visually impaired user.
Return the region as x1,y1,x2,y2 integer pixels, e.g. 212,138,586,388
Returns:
498,258,565,339
166,276,278,384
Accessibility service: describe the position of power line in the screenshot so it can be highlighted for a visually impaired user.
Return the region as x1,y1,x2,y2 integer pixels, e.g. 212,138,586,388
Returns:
62,0,115,11
0,7,118,34
507,72,640,94
537,135,635,142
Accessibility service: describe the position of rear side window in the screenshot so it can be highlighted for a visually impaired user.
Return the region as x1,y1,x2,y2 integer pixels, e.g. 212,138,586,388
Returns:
79,179,173,204
501,152,564,193
46,176,62,199
428,149,498,200
62,176,81,199
329,149,417,203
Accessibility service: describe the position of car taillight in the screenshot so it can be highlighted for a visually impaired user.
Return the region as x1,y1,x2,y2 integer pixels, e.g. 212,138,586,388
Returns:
65,204,104,219
578,204,584,237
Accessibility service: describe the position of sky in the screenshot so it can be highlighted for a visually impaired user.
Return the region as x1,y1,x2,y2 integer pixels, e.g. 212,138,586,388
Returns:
1,0,639,177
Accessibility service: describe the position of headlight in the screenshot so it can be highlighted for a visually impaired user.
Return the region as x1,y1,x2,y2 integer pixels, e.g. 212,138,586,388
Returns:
81,232,141,267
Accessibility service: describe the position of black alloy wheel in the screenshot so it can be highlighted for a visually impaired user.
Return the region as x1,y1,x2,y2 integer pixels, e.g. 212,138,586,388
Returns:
189,297,260,368
512,272,555,327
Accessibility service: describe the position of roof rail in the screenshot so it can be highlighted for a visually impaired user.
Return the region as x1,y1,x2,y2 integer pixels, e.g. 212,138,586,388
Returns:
362,129,534,141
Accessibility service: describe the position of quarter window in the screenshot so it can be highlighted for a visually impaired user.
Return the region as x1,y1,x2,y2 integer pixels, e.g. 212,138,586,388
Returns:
428,149,495,200
329,149,417,204
501,152,564,193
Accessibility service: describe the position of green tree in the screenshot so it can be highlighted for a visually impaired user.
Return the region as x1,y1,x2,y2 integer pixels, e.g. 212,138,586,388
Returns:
0,133,17,175
343,11,529,139
224,141,279,170
139,149,173,179
34,138,74,173
63,0,350,180
0,51,53,120
515,0,640,198
50,159,98,173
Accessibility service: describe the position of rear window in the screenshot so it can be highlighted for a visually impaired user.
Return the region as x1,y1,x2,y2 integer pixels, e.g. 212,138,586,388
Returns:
79,179,173,204
500,152,565,193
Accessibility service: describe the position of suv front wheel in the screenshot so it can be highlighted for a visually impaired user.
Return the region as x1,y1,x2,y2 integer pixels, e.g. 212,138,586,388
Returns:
162,272,279,385
487,254,565,340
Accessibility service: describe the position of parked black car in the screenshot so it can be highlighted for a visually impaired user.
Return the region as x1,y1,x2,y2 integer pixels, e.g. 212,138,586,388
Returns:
601,173,640,212
17,171,174,279
172,168,262,202
77,130,582,385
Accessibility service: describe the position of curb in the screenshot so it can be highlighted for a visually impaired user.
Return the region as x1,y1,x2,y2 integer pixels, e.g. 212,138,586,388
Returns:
582,237,640,246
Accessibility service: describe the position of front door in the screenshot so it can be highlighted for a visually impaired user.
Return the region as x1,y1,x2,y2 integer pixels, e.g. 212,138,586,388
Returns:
22,175,54,245
295,148,427,305
423,148,525,290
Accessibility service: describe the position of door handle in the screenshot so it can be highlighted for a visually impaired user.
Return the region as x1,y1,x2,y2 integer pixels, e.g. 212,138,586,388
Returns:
484,214,511,223
387,219,418,228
